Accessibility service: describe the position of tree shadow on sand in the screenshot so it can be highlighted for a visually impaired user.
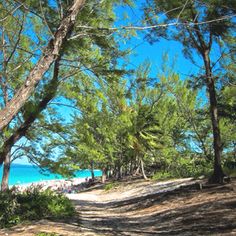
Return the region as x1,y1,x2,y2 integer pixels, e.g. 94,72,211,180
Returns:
75,183,236,236
1,180,236,236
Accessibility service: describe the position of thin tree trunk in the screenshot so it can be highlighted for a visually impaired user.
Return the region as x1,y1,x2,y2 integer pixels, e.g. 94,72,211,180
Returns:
140,159,148,180
101,168,107,183
0,0,85,132
133,154,140,176
117,164,122,179
130,160,133,176
134,165,140,176
90,161,95,181
110,169,113,178
203,51,225,183
1,147,11,191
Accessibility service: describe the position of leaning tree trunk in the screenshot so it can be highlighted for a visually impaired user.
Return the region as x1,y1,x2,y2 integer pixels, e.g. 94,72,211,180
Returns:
203,51,225,183
1,148,11,191
0,56,61,165
134,164,140,176
0,57,61,189
0,0,85,132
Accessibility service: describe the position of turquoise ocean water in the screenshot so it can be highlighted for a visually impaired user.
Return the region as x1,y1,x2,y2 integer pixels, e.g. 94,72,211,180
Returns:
0,164,102,186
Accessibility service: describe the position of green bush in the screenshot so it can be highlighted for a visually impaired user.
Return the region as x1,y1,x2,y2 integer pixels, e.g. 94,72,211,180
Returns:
152,171,174,181
36,233,60,236
0,190,20,227
223,167,236,178
104,182,119,191
152,157,212,180
223,159,236,177
0,187,75,228
173,157,212,178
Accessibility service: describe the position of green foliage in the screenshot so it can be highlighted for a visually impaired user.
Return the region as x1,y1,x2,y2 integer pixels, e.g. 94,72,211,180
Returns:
223,157,236,177
104,182,119,191
36,233,59,236
0,190,20,228
0,187,75,228
44,62,209,181
144,0,236,49
152,171,174,181
143,0,236,183
152,157,212,180
223,168,236,178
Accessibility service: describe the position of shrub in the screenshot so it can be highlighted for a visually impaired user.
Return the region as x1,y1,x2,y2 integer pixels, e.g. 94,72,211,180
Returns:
16,187,75,220
152,157,212,180
152,171,174,181
0,190,20,227
223,159,236,177
104,182,119,191
0,187,75,228
36,233,60,236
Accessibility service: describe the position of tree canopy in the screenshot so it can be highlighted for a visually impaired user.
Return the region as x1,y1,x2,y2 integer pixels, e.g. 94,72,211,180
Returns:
0,0,235,190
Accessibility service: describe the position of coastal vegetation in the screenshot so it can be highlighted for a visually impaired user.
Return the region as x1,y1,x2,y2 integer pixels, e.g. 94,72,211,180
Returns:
0,0,235,233
0,186,74,228
1,178,236,235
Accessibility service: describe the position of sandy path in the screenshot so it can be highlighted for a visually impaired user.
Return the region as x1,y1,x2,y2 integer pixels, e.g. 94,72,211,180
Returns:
1,178,236,236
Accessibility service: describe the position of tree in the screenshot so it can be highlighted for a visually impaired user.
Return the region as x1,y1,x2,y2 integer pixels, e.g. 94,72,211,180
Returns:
143,0,236,183
49,61,200,181
0,0,85,132
0,0,131,189
0,0,78,189
0,57,61,191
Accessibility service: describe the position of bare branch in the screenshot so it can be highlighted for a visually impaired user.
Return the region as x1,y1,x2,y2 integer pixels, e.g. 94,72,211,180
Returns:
74,13,236,33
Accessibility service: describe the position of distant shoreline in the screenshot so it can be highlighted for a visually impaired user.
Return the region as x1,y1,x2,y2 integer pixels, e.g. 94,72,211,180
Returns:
1,164,102,186
10,176,94,193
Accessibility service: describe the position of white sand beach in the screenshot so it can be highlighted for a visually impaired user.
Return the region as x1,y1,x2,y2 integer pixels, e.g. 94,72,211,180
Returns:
11,177,95,193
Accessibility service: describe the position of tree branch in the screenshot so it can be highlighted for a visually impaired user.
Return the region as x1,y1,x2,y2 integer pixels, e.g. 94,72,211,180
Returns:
0,0,86,131
0,56,61,164
74,13,236,33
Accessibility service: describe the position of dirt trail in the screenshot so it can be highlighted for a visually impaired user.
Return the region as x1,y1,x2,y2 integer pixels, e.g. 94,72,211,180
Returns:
1,178,236,236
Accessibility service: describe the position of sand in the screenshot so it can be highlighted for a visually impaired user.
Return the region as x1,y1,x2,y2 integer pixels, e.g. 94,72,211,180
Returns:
11,177,91,193
1,177,236,236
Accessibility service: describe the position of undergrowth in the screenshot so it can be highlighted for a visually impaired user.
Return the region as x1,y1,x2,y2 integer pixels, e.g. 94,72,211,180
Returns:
0,186,75,228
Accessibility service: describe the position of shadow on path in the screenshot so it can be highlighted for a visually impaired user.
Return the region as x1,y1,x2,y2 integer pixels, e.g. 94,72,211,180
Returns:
75,182,236,236
1,179,236,236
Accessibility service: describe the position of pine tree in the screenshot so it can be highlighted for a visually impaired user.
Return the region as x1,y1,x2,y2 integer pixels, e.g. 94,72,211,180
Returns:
143,0,236,183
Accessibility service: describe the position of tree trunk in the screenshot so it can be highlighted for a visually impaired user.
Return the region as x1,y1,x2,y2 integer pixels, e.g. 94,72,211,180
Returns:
1,148,11,191
133,154,140,176
140,159,148,180
117,164,122,179
90,161,95,181
203,51,225,183
101,168,107,183
0,57,61,165
129,160,133,176
0,0,85,132
134,165,140,176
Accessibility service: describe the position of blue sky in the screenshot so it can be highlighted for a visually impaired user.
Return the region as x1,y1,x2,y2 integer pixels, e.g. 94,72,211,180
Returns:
114,1,201,77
